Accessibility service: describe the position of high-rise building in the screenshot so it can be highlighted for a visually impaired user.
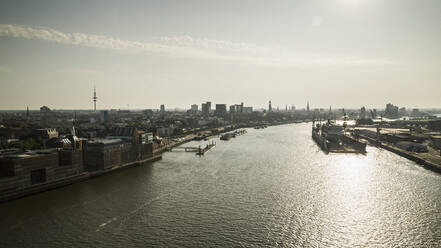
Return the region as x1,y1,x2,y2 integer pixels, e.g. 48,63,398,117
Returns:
190,104,198,112
385,103,399,118
202,102,210,117
269,100,272,112
101,110,109,124
206,102,211,113
215,104,227,116
307,101,310,112
160,104,165,112
229,104,242,113
360,106,366,119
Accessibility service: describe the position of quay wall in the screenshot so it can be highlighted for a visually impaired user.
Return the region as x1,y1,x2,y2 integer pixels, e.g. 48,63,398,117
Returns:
357,134,441,173
0,141,158,203
0,154,162,203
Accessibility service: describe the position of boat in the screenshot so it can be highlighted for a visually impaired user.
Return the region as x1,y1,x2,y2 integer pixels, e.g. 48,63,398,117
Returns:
312,120,366,153
220,133,233,141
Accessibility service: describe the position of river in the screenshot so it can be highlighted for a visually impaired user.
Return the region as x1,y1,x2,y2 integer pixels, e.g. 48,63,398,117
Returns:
1,123,440,247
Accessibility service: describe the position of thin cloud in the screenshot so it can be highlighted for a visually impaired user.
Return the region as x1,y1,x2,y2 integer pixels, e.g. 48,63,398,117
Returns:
157,35,269,54
0,24,397,67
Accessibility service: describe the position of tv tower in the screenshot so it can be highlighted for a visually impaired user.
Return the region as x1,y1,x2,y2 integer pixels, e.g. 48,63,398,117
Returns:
93,86,97,112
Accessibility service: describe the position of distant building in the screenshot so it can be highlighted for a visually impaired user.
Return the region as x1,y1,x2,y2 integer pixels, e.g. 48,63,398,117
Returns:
160,104,165,113
143,109,154,116
33,128,59,140
215,104,227,116
40,106,51,112
307,101,310,112
100,110,109,124
156,126,175,137
202,102,211,118
399,107,407,116
229,105,236,113
108,127,143,144
385,103,399,118
229,104,242,113
243,107,253,113
360,106,366,119
269,100,272,112
373,109,377,118
191,104,198,112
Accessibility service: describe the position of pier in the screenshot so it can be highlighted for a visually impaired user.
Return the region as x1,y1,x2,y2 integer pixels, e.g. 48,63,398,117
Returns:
168,141,216,156
196,141,216,156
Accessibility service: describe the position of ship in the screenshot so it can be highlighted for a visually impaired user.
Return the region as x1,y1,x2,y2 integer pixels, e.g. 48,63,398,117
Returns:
220,133,234,141
312,120,366,153
220,129,247,141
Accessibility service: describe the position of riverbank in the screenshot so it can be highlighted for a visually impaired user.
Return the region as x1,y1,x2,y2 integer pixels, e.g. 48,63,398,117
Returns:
357,133,441,173
0,154,162,203
2,122,440,247
0,121,303,203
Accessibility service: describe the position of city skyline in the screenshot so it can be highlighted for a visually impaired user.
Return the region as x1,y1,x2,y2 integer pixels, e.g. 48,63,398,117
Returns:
1,0,441,110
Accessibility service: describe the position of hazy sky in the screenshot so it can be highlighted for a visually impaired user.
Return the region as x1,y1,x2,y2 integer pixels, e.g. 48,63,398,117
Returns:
0,0,440,110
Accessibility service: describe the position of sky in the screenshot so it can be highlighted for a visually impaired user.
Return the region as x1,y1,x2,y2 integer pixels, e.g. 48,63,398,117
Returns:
0,0,440,110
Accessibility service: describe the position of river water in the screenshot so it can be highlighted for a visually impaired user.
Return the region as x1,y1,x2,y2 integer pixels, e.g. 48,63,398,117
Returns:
1,123,441,247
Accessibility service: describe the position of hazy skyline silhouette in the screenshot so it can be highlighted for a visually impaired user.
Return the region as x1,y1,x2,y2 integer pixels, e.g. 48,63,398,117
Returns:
0,0,440,110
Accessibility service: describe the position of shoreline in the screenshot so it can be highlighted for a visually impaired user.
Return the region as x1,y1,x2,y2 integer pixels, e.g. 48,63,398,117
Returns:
0,154,162,203
357,133,441,173
0,121,304,203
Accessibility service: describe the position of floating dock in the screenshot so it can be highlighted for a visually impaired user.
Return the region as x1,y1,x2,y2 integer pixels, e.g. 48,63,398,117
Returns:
170,141,216,156
312,123,366,154
196,141,216,156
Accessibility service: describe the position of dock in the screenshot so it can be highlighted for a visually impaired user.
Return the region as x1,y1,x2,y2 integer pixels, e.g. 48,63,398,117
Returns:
312,122,366,154
168,140,216,156
355,133,441,173
196,141,216,156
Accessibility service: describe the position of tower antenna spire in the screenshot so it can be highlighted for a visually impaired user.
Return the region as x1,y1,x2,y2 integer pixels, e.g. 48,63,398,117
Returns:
93,85,97,112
